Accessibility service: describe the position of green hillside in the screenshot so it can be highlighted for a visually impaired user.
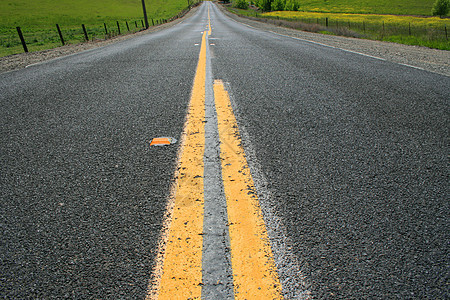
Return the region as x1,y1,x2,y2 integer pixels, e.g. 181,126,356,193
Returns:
292,0,436,16
229,0,448,50
0,0,192,56
0,0,189,28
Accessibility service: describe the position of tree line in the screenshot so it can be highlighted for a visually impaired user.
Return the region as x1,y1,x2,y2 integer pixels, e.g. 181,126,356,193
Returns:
229,0,449,16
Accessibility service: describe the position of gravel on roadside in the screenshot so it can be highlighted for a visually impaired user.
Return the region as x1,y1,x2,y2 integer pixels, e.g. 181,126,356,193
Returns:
0,7,199,74
1,4,449,76
219,7,450,77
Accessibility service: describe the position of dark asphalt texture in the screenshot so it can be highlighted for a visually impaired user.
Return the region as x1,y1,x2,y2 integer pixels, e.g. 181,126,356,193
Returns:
1,3,449,299
209,4,449,299
1,9,206,298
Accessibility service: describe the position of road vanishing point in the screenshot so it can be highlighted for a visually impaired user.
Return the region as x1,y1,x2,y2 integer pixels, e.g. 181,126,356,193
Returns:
1,2,449,299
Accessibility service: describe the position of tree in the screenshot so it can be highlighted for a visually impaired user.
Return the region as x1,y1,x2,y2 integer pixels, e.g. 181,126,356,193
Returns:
285,0,299,11
432,0,450,17
234,0,249,9
257,0,273,12
271,0,285,11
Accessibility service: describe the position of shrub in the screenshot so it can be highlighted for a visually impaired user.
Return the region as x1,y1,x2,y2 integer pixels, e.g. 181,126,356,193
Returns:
234,0,249,9
258,0,273,12
285,0,299,11
432,0,450,17
271,0,285,11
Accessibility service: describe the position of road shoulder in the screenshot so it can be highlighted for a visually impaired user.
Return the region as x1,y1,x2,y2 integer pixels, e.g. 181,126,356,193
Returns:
218,5,450,77
0,6,201,74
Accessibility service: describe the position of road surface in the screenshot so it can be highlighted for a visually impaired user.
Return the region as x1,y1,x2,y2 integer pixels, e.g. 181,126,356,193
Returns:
1,2,448,299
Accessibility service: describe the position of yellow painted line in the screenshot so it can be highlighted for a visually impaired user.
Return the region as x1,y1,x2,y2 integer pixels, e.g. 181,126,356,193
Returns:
208,5,212,35
214,80,283,299
151,4,282,298
156,30,208,299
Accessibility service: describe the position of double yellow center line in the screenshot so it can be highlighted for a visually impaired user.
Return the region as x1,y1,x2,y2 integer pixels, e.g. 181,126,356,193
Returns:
150,4,282,299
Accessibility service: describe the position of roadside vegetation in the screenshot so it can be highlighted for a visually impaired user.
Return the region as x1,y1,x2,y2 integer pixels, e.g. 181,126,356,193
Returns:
228,0,449,50
0,0,198,57
235,0,438,15
432,0,450,17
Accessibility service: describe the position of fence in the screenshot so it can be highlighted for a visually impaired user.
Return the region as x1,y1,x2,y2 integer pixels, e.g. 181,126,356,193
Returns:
0,1,201,57
229,7,450,50
4,19,165,56
260,14,449,49
278,16,448,40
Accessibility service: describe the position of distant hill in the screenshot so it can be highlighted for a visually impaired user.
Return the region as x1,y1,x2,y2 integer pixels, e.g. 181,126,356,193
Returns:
0,0,190,28
295,0,436,16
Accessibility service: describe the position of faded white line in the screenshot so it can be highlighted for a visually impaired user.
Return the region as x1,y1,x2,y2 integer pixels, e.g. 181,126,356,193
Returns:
230,19,445,73
398,63,425,71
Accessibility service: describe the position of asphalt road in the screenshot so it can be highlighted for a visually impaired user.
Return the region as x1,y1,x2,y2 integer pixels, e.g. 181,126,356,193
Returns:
1,3,449,299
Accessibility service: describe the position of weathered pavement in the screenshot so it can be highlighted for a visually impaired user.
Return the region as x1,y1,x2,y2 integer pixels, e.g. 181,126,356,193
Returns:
1,2,449,299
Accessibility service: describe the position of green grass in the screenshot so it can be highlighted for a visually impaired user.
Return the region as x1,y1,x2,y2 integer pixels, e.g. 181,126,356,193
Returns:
263,11,450,50
284,0,437,16
384,34,450,49
226,0,450,50
0,0,193,57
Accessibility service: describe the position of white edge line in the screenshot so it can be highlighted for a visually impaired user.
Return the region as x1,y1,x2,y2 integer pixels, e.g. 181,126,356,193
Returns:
16,7,201,72
271,30,387,61
237,20,387,62
231,18,444,73
398,63,425,71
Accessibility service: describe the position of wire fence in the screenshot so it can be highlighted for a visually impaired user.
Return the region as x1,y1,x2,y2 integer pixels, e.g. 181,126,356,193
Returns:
273,16,449,41
0,2,200,57
227,5,449,50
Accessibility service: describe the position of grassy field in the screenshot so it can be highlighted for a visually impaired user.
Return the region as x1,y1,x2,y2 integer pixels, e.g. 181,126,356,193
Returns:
264,12,449,28
0,0,193,57
263,11,450,49
229,0,449,50
286,0,436,16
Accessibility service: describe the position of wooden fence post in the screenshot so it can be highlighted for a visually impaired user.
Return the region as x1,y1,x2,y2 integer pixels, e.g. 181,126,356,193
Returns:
104,23,108,35
126,21,130,32
82,24,89,41
142,0,149,29
16,27,28,53
56,24,65,46
117,21,121,34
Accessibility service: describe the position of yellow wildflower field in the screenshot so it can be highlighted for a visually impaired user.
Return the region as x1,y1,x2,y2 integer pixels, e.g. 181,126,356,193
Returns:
264,11,450,29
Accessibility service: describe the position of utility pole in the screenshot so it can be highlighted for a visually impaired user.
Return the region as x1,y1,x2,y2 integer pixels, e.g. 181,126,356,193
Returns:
142,0,149,29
